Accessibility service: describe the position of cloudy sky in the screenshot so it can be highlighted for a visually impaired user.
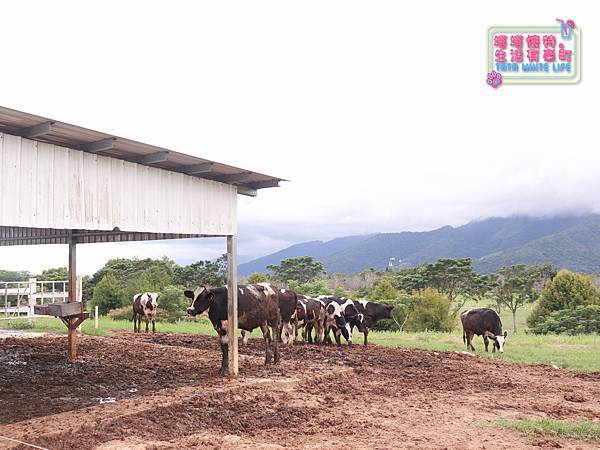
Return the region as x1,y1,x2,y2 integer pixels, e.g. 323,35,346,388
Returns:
0,1,598,274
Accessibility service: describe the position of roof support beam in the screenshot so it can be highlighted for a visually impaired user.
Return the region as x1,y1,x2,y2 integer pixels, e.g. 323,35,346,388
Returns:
223,172,252,183
16,121,55,138
78,137,116,153
181,162,214,175
237,186,257,197
250,179,280,189
129,151,169,164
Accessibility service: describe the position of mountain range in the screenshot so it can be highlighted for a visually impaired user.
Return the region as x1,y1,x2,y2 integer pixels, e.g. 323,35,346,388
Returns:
238,215,600,275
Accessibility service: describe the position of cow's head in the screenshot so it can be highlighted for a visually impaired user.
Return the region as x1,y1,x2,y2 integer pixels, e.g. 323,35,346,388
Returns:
485,330,508,353
184,286,213,316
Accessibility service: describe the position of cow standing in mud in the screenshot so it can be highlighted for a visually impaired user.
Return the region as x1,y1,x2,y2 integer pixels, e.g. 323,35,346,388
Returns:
185,283,282,375
353,300,395,345
132,292,159,333
278,288,298,345
317,296,351,345
295,295,326,344
461,308,508,353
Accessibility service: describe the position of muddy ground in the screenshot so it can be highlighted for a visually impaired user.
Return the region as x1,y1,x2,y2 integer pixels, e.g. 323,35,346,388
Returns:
1,332,600,449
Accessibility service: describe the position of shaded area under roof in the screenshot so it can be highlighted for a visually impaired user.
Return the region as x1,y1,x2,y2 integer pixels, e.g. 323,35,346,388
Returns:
0,105,284,197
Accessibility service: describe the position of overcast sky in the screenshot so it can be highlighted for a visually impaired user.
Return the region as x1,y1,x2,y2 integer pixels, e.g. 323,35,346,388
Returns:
0,1,598,274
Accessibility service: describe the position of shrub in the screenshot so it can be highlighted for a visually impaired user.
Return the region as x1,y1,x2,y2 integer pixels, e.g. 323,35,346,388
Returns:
91,273,124,315
530,305,600,335
246,273,269,284
527,270,600,328
107,306,132,321
405,289,455,332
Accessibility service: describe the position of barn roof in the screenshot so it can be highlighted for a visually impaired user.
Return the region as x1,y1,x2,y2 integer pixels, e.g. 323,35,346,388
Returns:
0,105,283,197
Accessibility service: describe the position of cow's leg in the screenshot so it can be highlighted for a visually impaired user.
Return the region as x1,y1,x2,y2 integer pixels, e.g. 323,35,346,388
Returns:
483,336,489,352
218,331,229,376
334,329,342,346
132,313,137,332
283,321,293,346
152,315,156,334
306,323,313,343
315,320,323,344
260,322,273,365
468,332,476,352
323,323,331,345
273,318,281,364
364,326,369,346
136,315,141,333
144,315,149,333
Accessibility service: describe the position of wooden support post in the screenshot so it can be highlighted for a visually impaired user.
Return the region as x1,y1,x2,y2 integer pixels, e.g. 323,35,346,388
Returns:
226,235,238,376
95,305,99,329
67,232,78,361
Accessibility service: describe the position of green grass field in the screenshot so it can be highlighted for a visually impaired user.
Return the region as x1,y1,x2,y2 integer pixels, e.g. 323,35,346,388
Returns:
497,418,600,443
2,307,599,372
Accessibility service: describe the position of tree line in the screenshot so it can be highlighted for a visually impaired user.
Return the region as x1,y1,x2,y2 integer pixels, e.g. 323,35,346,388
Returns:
252,256,600,334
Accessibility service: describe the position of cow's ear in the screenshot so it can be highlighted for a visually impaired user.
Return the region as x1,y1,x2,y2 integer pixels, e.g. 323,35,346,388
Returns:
387,305,395,311
503,331,508,338
207,292,215,300
184,290,194,299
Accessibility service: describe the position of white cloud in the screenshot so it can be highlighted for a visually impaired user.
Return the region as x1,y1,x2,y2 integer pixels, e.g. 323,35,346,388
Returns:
0,1,598,274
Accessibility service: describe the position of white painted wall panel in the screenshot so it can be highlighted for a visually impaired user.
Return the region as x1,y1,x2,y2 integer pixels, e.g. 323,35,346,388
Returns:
0,133,237,235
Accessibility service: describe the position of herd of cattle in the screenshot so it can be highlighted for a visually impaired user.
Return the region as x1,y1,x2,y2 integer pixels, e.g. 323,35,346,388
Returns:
132,283,508,375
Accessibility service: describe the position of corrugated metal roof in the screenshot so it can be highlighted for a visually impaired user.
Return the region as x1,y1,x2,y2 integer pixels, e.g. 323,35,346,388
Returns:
0,105,283,196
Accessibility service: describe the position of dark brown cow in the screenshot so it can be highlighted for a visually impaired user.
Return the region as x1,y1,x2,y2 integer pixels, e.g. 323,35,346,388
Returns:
185,283,281,375
461,308,508,353
132,292,159,333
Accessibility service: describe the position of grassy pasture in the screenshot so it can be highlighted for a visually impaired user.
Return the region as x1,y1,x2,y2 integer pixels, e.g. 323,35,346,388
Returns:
2,311,599,372
497,418,600,443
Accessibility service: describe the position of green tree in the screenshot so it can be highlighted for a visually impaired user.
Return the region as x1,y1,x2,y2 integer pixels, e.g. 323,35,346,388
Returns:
157,285,189,322
246,273,269,284
0,270,31,282
173,256,227,288
370,278,400,301
527,270,600,328
84,257,176,302
91,273,123,315
36,267,68,281
267,256,324,284
493,265,540,333
288,279,331,297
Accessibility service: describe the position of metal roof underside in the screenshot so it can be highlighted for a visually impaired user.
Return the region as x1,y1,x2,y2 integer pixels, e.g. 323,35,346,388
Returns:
0,226,209,246
0,106,283,197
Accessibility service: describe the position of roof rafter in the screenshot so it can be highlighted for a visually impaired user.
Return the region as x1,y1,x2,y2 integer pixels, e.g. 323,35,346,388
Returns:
16,121,55,138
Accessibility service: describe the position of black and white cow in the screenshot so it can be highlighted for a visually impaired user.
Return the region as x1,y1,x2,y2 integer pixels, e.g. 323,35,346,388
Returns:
294,295,325,344
277,287,298,345
461,308,508,353
185,283,281,375
132,292,159,333
316,296,351,345
353,300,394,345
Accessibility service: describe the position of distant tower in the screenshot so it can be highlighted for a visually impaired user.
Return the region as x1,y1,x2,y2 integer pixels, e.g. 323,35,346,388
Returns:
387,257,396,272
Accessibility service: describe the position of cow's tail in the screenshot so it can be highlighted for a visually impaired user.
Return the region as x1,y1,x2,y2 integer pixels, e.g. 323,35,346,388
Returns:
462,330,466,344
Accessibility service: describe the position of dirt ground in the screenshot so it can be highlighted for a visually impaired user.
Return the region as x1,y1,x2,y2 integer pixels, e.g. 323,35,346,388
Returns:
1,332,600,449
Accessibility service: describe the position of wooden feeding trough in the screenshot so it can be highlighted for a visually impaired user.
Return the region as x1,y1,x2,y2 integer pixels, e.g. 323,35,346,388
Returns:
0,105,282,373
34,302,90,361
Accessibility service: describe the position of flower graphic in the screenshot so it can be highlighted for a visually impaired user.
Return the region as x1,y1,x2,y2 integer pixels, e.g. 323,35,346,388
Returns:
486,71,502,88
567,20,575,29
